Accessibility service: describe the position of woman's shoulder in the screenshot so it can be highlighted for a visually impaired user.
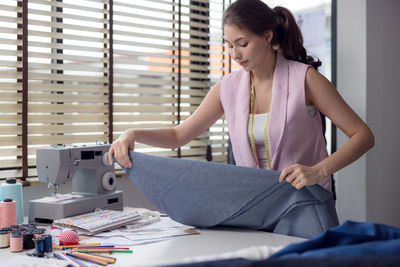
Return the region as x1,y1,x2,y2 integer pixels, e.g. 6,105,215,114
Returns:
220,69,247,97
284,58,312,82
221,69,247,83
219,69,248,104
286,57,310,71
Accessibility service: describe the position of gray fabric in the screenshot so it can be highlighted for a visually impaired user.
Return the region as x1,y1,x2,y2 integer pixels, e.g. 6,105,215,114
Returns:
119,152,339,238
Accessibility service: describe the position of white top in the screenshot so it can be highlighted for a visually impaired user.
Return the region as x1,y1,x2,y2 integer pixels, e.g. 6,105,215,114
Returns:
248,106,318,169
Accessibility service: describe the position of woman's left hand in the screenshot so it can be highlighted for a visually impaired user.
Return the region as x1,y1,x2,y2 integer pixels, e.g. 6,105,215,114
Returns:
278,164,325,189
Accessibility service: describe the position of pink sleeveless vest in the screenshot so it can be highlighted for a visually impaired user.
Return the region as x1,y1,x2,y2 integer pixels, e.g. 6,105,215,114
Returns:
220,53,332,191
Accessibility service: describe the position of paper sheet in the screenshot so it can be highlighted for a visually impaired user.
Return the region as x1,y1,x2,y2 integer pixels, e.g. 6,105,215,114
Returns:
80,216,199,246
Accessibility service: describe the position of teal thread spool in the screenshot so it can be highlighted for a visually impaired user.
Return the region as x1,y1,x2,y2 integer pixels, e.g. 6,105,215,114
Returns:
0,178,24,224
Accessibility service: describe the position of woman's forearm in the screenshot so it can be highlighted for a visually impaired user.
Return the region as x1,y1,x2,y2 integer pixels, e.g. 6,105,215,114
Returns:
127,127,183,149
316,125,374,177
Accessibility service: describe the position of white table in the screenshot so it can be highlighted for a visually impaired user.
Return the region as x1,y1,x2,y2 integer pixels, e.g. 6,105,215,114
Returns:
117,227,305,266
1,226,304,266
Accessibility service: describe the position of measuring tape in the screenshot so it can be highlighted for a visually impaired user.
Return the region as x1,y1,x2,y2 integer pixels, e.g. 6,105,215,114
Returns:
248,72,272,170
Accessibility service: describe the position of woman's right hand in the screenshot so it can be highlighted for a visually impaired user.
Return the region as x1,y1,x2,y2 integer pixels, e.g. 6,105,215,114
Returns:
108,129,136,168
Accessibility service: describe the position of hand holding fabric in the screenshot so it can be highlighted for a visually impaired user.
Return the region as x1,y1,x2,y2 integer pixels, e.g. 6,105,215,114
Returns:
279,164,325,189
108,129,135,168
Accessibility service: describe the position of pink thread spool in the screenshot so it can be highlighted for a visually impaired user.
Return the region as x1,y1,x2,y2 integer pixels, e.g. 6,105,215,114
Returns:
0,230,9,248
0,199,17,228
10,232,23,253
33,228,46,238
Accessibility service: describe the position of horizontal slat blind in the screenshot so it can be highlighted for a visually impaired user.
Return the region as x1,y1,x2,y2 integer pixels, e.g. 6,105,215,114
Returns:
26,0,109,178
0,0,23,179
0,0,232,182
112,0,178,157
176,0,211,160
208,0,229,162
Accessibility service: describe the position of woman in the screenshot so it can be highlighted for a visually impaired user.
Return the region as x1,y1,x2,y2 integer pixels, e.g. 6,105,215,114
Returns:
109,0,374,192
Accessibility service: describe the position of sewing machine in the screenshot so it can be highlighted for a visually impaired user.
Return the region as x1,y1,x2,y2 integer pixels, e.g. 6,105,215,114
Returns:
28,144,123,224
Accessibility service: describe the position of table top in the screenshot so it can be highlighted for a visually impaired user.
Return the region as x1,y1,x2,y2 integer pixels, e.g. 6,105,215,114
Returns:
119,227,305,266
1,226,304,266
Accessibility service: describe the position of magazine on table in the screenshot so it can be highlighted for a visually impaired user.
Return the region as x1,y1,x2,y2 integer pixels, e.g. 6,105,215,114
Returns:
53,209,141,234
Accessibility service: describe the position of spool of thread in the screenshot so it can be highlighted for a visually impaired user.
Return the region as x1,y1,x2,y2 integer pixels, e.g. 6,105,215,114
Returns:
32,237,44,253
22,232,35,250
33,228,46,238
0,230,9,248
0,178,24,224
9,225,19,232
20,224,33,229
42,235,52,252
10,232,23,253
0,199,17,228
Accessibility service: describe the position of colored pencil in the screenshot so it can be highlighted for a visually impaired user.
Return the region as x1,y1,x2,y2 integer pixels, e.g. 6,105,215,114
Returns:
53,253,64,260
62,245,115,250
110,250,133,253
64,253,88,267
71,249,133,253
84,252,117,260
73,249,111,254
70,247,128,250
66,252,109,266
72,252,116,264
57,252,85,267
58,243,102,248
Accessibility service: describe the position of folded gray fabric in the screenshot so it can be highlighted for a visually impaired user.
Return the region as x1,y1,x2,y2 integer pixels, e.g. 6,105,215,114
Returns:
118,152,339,238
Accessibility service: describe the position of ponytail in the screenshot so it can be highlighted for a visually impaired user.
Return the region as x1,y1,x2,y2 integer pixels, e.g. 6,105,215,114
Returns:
273,6,321,70
223,0,321,70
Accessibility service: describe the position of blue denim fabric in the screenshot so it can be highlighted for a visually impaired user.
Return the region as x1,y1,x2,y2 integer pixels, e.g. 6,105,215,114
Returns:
269,220,400,258
168,256,400,267
118,152,339,238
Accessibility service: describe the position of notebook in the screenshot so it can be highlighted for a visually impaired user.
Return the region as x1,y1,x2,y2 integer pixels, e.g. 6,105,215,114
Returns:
53,209,141,234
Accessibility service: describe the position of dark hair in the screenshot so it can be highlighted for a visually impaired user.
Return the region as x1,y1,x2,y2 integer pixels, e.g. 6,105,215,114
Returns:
223,0,321,70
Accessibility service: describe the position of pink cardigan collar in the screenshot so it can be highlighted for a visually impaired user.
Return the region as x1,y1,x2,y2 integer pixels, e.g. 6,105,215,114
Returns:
230,52,289,170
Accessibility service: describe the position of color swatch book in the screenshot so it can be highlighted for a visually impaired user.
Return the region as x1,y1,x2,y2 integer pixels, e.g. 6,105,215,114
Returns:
53,209,141,234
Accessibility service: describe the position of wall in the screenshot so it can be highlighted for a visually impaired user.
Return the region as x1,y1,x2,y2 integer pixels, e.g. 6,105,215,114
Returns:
336,0,400,226
365,0,400,225
335,0,367,223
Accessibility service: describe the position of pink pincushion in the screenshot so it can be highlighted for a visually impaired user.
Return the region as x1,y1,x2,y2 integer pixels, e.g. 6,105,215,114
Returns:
59,230,79,246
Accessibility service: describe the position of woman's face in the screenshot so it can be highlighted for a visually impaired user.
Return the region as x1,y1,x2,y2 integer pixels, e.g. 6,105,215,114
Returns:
224,24,271,72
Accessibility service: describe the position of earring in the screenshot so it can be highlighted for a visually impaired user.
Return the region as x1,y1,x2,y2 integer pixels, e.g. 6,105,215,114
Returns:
272,44,280,51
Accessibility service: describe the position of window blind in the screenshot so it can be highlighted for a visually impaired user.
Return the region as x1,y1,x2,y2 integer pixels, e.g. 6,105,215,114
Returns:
208,0,234,163
0,0,24,181
113,0,178,158
25,0,109,181
0,0,232,182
